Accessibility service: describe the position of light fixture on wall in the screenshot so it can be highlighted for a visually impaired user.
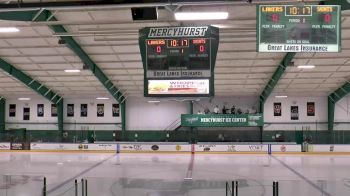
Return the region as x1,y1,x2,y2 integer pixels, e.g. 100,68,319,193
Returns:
96,97,109,100
174,12,229,21
0,27,19,33
275,95,288,98
148,100,160,103
18,98,31,101
64,69,81,73
297,65,315,69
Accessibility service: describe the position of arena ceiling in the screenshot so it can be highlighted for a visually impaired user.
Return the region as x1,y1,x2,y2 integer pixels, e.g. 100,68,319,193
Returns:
0,0,348,100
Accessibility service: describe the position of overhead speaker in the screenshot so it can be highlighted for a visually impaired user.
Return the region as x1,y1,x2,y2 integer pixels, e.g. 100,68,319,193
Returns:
131,7,157,20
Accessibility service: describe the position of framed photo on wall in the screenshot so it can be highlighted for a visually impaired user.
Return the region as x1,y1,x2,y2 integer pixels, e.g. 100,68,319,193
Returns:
307,102,315,116
291,106,299,120
23,107,30,120
9,104,16,117
81,104,88,117
37,104,44,117
112,104,119,117
51,104,57,117
274,102,281,116
97,104,104,117
67,104,74,117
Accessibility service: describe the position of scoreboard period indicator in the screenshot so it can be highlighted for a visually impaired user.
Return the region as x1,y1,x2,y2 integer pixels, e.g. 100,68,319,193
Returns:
257,5,341,52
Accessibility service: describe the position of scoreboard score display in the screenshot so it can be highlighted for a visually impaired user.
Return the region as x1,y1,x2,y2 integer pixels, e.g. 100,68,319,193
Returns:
257,5,341,52
139,26,219,97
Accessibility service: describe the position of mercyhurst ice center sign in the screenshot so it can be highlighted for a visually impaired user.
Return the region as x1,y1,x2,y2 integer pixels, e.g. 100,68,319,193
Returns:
181,114,263,127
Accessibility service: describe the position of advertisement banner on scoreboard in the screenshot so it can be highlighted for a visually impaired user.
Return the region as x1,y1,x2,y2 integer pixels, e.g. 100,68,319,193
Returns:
259,44,339,52
148,79,209,95
181,114,263,127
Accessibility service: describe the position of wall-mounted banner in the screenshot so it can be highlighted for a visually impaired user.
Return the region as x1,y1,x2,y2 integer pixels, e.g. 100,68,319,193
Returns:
97,104,104,117
67,104,74,117
274,102,281,116
307,102,315,116
81,104,88,117
23,107,30,120
51,104,57,117
291,106,299,120
37,104,44,117
112,104,119,117
9,104,16,117
181,114,263,127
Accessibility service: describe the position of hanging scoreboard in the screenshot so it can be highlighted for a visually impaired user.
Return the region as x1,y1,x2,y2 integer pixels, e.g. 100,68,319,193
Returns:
257,5,341,52
139,26,219,97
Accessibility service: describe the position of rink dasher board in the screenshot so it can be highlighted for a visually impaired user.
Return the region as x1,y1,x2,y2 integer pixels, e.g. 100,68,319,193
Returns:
119,144,191,152
270,144,301,152
308,144,350,152
30,143,116,151
0,142,11,150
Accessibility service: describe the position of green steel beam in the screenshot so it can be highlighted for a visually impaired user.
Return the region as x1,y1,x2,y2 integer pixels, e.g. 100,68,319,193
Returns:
328,95,335,131
259,52,296,113
322,0,349,131
0,98,5,131
0,10,124,102
328,82,350,131
0,58,62,103
57,99,64,134
0,58,64,132
121,101,126,140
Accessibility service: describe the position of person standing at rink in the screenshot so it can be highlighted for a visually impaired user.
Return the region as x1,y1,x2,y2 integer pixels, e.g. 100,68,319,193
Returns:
214,105,219,114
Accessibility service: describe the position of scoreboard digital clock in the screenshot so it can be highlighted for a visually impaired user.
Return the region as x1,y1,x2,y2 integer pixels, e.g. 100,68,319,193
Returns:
139,26,219,97
146,38,210,76
257,5,341,52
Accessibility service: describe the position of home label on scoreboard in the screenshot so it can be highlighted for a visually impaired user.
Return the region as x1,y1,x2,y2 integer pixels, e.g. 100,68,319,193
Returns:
139,26,219,97
257,5,341,52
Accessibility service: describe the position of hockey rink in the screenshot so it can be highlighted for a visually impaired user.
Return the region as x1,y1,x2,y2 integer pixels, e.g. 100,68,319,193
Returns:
0,152,349,196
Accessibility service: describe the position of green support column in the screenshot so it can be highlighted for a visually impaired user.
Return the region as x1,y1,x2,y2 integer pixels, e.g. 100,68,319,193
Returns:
327,82,350,133
57,99,64,138
328,95,335,143
121,101,126,141
189,101,194,114
259,52,296,143
0,98,5,131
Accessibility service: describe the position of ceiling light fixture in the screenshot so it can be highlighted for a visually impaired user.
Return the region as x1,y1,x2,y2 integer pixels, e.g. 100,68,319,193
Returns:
18,98,31,101
0,27,19,33
174,12,229,21
96,97,109,100
148,100,160,103
275,95,288,98
64,69,81,73
297,65,315,69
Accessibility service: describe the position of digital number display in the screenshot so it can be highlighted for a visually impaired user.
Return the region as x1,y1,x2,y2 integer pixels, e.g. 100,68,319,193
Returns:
146,38,210,74
258,5,340,52
286,5,312,16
